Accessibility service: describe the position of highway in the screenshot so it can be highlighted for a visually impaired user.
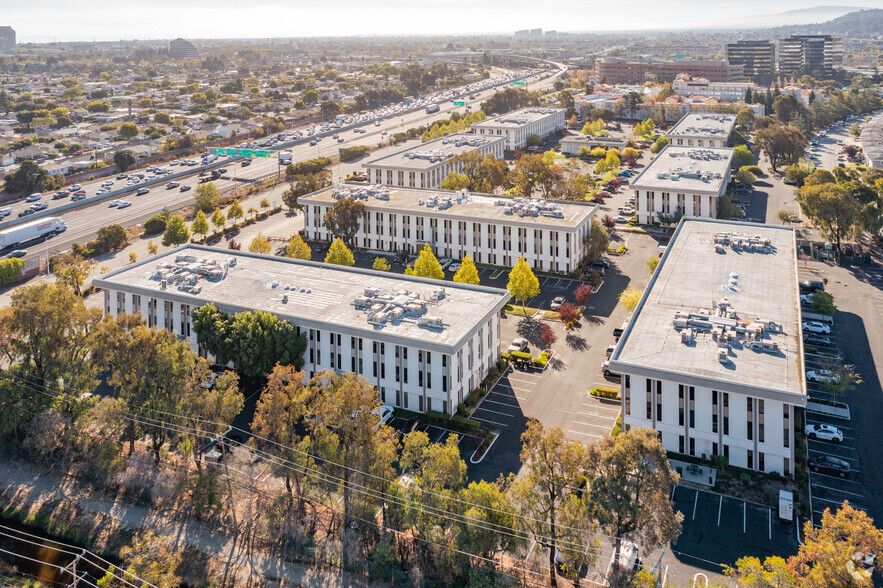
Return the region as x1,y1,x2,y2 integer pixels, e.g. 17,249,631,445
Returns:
3,62,566,267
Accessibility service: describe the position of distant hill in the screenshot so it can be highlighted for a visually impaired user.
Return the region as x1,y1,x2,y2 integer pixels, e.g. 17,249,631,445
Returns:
713,5,868,29
784,8,883,35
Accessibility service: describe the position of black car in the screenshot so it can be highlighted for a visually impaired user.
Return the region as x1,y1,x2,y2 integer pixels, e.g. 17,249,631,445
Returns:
591,259,610,269
810,455,850,477
217,168,227,174
241,160,251,167
18,208,34,217
179,185,192,192
800,280,825,294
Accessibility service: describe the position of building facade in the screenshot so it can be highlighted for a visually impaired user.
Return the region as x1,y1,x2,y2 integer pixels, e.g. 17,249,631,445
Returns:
726,40,776,81
363,133,505,190
94,246,510,416
671,75,757,103
779,35,842,76
666,113,736,148
650,60,744,83
596,58,645,84
169,38,200,60
609,219,806,475
630,145,734,224
471,107,566,151
0,27,15,51
302,184,597,274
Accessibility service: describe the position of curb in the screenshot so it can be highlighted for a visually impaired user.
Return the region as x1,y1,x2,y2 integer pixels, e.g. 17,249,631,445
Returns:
470,432,499,464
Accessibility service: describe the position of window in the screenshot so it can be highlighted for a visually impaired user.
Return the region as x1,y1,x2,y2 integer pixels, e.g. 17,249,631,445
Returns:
689,387,695,429
758,399,765,443
758,452,765,472
656,390,662,424
784,457,790,476
783,404,790,449
624,386,630,416
712,391,718,433
689,437,695,457
723,393,729,435
723,444,729,459
678,385,684,426
679,435,684,453
646,379,652,420
747,397,754,441
747,449,754,470
712,442,718,456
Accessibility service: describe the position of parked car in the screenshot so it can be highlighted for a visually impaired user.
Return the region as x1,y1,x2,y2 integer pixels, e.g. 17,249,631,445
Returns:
800,280,825,294
614,216,629,224
803,333,831,346
807,369,841,384
804,424,843,443
802,322,831,335
591,259,610,269
372,404,394,427
550,296,565,311
448,262,461,273
506,338,529,353
8,250,27,258
602,361,619,378
809,455,850,477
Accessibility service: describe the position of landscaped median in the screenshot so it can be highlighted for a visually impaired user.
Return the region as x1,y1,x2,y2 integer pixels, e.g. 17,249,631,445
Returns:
589,386,620,400
502,303,540,318
501,349,554,370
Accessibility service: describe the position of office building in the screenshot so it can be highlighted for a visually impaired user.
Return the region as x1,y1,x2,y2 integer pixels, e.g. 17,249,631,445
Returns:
860,113,883,169
596,57,645,84
94,246,510,416
672,75,758,103
559,133,629,156
630,146,734,224
471,107,566,151
0,27,15,51
650,60,744,83
666,113,737,148
169,38,200,60
609,218,806,475
726,40,776,81
779,35,842,76
363,133,505,190
302,184,597,274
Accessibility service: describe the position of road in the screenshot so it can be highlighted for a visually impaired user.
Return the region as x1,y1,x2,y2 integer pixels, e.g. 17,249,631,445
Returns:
5,63,567,268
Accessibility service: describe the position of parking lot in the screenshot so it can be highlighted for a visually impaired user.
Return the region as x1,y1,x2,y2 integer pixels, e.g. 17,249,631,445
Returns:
670,486,801,571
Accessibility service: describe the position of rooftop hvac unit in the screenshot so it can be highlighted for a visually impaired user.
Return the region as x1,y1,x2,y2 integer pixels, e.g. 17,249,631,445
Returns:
718,348,728,363
681,328,693,343
503,206,513,214
418,316,443,328
160,279,167,290
364,287,382,297
430,287,445,301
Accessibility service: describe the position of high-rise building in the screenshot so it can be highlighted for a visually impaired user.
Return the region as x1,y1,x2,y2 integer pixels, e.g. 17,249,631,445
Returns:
0,27,15,51
726,40,776,82
169,38,200,60
779,35,842,76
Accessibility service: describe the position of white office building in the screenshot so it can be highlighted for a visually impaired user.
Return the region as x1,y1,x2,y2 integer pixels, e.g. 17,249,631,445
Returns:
94,246,510,416
666,113,736,148
363,133,505,190
302,184,598,274
672,77,757,103
630,146,734,225
471,107,566,151
609,219,806,475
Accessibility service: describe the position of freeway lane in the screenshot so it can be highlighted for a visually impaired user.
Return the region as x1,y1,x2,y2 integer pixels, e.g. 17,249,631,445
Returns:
7,64,565,265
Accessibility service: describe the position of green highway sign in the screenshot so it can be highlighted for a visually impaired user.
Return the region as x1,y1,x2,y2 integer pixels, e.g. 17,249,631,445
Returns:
512,81,526,86
212,148,270,157
453,101,465,106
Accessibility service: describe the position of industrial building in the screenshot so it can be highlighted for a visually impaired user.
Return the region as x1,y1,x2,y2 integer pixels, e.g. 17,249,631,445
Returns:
471,107,566,151
666,113,737,148
301,184,597,274
362,133,505,190
609,218,806,475
94,246,510,416
630,145,734,224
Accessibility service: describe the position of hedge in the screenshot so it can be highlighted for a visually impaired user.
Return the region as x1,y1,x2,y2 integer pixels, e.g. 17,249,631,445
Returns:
0,258,24,286
510,351,532,362
339,145,371,162
532,352,549,368
607,244,627,255
590,386,620,399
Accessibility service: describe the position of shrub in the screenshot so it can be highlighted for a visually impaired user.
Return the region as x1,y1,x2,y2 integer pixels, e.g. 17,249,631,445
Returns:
742,164,763,176
532,352,549,368
143,214,167,235
510,351,532,362
496,357,508,371
711,455,729,469
611,415,623,436
339,145,371,162
0,258,24,286
500,351,511,361
589,386,620,399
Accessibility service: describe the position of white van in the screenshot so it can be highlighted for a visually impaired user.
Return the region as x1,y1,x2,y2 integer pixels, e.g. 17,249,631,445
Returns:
657,245,667,256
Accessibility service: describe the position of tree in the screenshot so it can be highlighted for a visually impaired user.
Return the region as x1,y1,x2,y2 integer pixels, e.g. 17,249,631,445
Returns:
512,419,590,587
650,136,669,154
539,323,558,347
227,200,244,225
619,287,643,312
147,240,158,255
112,530,182,588
787,502,883,587
756,124,808,171
440,172,471,191
733,144,755,168
113,149,137,172
772,95,799,123
810,290,836,316
646,256,660,273
51,251,90,297
785,164,812,187
119,122,139,139
286,235,312,260
190,210,209,239
798,183,861,253
323,197,366,248
574,283,592,306
282,171,331,212
95,225,128,253
736,168,758,184
154,112,172,125
507,257,540,313
584,221,610,261
850,122,862,137
3,159,60,195
725,556,796,588
324,238,354,266
405,243,444,280
372,256,391,271
210,208,226,232
557,302,580,324
817,360,862,399
0,258,23,287
195,182,221,212
778,209,793,224
453,255,480,285
248,232,271,254
161,214,190,247
587,428,682,584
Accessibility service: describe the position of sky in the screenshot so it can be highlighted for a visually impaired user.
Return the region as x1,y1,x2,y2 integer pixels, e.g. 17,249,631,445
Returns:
2,0,878,43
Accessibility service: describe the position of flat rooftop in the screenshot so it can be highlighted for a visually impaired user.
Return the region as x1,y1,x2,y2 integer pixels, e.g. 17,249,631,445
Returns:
302,184,597,229
630,146,733,194
860,113,883,166
471,107,565,130
667,113,736,138
94,246,509,350
610,219,805,403
362,133,504,171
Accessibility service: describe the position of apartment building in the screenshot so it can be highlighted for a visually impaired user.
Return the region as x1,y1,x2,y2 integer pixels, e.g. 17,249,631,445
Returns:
471,107,566,151
666,113,737,148
302,184,597,274
609,219,806,475
94,246,510,416
779,35,842,76
726,40,776,81
630,146,734,224
363,133,505,190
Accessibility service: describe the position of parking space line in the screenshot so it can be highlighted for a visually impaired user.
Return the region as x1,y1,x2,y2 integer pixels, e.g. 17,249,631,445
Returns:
743,502,746,533
487,391,526,402
813,497,867,510
769,509,772,540
494,382,531,391
482,397,521,408
567,429,603,440
717,495,722,526
572,420,617,430
811,483,865,498
805,419,852,430
808,447,858,459
811,471,863,482
473,405,515,418
692,491,698,520
472,416,509,428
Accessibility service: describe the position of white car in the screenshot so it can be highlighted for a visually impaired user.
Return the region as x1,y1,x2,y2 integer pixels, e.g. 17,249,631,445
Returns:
800,294,814,304
438,258,452,270
26,193,42,202
448,262,461,273
506,338,529,353
804,423,843,443
550,296,565,311
372,404,394,427
116,200,132,209
806,369,841,384
803,322,831,335
614,216,629,224
108,199,123,207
